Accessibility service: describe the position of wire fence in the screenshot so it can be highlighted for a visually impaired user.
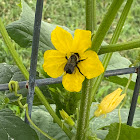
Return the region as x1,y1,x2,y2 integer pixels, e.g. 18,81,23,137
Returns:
0,67,137,91
1,0,140,127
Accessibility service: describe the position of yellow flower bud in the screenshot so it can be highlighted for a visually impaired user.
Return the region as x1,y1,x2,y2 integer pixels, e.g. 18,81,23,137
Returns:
94,88,126,117
59,109,75,126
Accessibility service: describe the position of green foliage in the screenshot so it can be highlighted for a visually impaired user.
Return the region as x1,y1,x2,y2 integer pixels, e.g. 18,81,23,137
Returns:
0,63,53,107
0,92,9,109
0,0,140,140
0,63,19,84
101,52,137,90
0,108,38,140
90,107,140,139
0,62,80,119
31,105,69,140
105,123,140,140
90,108,140,130
50,88,81,118
6,0,73,52
6,0,137,91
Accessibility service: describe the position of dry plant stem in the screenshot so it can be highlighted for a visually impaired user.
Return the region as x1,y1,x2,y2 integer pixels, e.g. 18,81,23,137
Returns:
0,18,72,139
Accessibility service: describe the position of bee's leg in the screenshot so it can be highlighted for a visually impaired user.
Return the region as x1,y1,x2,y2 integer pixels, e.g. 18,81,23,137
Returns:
76,66,85,76
65,56,68,60
78,59,86,63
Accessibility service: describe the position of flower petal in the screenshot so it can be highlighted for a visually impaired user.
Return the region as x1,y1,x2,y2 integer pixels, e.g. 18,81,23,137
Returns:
94,108,103,117
71,29,91,53
100,88,122,106
51,26,73,54
43,50,67,78
98,88,125,115
78,50,104,79
62,68,85,92
108,94,126,113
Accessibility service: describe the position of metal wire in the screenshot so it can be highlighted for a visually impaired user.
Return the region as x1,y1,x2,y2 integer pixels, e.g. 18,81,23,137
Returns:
25,0,44,124
0,67,137,91
127,66,140,126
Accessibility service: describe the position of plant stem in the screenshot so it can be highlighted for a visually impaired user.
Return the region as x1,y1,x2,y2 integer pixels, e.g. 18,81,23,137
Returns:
0,18,72,139
91,0,124,52
85,0,92,30
75,0,96,139
75,0,127,139
0,18,29,79
9,81,55,140
90,0,133,103
92,0,97,31
99,39,140,55
26,106,56,140
75,79,92,140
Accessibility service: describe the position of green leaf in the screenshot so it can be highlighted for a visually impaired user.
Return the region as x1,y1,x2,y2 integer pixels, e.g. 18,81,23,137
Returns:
50,88,81,118
31,105,69,140
100,52,137,90
0,63,29,103
90,108,140,130
0,63,52,105
105,123,140,140
89,104,140,139
0,63,19,84
6,0,73,52
93,130,108,140
0,109,38,140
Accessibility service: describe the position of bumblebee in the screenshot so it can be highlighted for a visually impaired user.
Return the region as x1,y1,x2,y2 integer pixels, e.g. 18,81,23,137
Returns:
64,53,84,75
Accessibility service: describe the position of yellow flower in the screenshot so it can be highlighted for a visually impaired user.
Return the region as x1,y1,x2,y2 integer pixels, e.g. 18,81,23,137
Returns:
43,26,104,92
94,88,126,117
59,109,75,126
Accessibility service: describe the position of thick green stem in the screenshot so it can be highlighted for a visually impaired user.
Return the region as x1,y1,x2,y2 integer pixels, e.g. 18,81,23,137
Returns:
75,0,128,139
91,0,124,52
75,79,91,140
75,0,129,139
99,39,140,54
92,0,97,31
90,0,133,103
0,18,72,139
85,0,92,30
75,0,94,139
